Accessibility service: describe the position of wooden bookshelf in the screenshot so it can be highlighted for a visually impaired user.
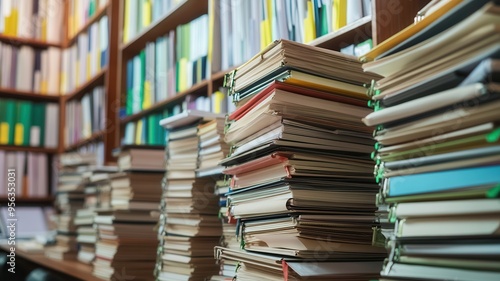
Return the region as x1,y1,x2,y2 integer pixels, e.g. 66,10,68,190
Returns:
64,130,106,151
120,0,208,58
0,34,62,48
0,145,58,154
0,88,60,102
120,80,209,125
62,67,108,102
66,3,110,47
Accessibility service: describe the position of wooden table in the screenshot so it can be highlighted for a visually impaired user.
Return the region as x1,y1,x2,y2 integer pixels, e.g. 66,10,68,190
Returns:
0,244,103,281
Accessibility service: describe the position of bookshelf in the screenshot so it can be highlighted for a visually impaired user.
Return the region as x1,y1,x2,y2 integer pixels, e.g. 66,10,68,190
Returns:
115,0,423,148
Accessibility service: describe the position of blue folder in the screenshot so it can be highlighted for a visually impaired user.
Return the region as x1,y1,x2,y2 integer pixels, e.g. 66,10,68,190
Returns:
387,165,500,197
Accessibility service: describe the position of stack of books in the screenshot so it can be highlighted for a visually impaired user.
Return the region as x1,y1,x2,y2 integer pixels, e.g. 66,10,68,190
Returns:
93,145,165,280
76,166,118,264
46,151,98,260
361,1,500,280
215,39,385,280
155,110,224,281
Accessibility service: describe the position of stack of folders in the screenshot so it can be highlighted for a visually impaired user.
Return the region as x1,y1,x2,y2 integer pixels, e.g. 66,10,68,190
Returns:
46,152,99,261
0,0,63,43
361,1,500,280
155,110,224,281
76,166,118,264
215,39,385,280
92,146,165,280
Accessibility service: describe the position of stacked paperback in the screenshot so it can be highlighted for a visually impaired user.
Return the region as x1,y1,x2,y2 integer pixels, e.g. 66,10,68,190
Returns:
156,110,224,281
46,151,98,260
215,39,385,280
361,0,500,280
93,146,165,280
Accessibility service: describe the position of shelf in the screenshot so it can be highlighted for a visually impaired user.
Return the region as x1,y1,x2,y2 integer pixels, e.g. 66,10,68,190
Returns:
0,34,61,48
121,0,208,57
65,130,106,151
0,145,58,153
63,68,108,102
120,80,209,125
66,4,110,47
0,88,60,102
309,16,372,50
0,196,54,204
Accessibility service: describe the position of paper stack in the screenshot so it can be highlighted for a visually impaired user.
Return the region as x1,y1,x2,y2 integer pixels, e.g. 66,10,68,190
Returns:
155,110,224,281
92,146,165,280
215,39,385,280
361,1,500,280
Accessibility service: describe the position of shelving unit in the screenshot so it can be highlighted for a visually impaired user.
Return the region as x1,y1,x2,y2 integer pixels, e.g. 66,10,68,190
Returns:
59,0,119,165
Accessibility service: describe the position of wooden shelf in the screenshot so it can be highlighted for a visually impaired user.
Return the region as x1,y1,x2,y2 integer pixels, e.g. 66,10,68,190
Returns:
120,80,209,125
0,88,60,102
0,34,61,48
65,130,106,151
63,68,107,102
0,145,58,153
0,196,54,204
309,16,372,50
120,0,208,58
66,4,110,47
0,245,102,281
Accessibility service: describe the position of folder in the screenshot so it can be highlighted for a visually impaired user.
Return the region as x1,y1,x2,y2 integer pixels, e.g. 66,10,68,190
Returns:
386,165,500,198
